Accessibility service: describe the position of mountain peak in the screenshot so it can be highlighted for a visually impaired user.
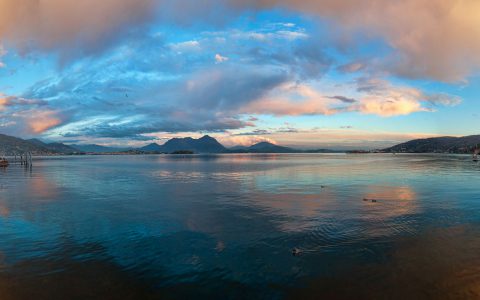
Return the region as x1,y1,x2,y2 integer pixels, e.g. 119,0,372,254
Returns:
140,142,163,152
248,141,295,153
140,136,226,153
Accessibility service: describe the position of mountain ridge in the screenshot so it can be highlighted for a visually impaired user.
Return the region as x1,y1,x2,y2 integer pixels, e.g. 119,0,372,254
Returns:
0,132,347,154
0,134,56,155
139,135,227,153
384,135,480,153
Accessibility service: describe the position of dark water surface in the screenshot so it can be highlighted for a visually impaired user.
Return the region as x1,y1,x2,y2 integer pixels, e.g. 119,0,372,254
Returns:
1,154,480,299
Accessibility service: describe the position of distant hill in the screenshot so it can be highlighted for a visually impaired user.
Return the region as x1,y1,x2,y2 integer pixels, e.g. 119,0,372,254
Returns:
0,134,55,155
46,143,81,154
28,138,49,148
71,144,126,153
139,143,163,152
384,135,480,153
28,139,81,154
228,141,296,153
140,135,227,153
247,142,296,153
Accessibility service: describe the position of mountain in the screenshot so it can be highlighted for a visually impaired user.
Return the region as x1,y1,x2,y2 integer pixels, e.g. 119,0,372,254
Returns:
140,135,227,153
228,142,296,153
28,138,48,148
139,143,163,152
71,144,126,153
1,133,339,155
0,134,54,155
28,139,81,154
45,143,81,154
384,135,480,153
246,142,296,153
162,135,226,153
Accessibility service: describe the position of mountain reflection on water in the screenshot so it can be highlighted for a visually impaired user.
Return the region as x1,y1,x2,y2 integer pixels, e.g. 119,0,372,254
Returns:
0,154,479,299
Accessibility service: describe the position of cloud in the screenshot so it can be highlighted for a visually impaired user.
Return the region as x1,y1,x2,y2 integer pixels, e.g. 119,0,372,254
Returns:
0,94,47,111
27,110,62,134
337,62,365,73
425,93,462,107
2,0,480,81
358,96,428,117
239,78,461,118
353,76,462,116
215,53,229,63
0,0,156,60
170,40,201,52
0,106,63,136
329,95,357,103
218,135,277,147
0,15,464,142
255,0,480,82
241,84,337,116
22,55,286,140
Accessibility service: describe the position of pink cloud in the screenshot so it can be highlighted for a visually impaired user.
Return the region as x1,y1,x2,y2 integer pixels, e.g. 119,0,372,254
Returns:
27,110,62,134
241,84,338,116
218,135,277,147
0,0,155,59
239,81,456,118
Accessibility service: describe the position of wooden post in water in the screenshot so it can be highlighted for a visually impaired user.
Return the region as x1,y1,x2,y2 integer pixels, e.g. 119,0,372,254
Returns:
18,152,32,167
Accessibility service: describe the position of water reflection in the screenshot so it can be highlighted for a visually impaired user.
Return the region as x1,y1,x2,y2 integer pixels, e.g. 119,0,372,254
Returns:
28,175,59,201
0,154,479,299
364,185,417,201
285,225,480,299
0,202,9,217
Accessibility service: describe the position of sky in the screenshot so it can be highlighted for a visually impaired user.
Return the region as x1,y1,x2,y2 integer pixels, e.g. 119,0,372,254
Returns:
0,0,479,149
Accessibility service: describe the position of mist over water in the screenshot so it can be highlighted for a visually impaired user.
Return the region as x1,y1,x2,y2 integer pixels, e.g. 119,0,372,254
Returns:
0,154,480,299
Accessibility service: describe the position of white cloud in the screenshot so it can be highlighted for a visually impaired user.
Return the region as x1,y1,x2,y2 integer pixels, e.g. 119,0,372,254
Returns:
170,40,201,52
215,53,229,63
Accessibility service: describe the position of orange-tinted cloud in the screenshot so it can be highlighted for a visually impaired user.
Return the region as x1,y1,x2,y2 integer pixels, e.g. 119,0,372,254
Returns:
27,110,62,134
0,95,7,110
240,80,458,118
359,98,426,117
241,84,338,116
218,135,277,147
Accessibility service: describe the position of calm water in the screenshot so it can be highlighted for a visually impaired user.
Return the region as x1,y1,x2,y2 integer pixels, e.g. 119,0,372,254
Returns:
1,154,480,299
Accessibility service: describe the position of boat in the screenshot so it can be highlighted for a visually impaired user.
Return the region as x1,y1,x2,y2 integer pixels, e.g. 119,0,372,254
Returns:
0,158,8,167
473,147,479,162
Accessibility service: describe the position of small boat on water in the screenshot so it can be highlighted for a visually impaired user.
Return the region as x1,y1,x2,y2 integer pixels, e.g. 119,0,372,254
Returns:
0,158,8,167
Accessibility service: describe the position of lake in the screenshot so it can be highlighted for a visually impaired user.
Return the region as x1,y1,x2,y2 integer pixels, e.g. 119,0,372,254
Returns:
0,154,479,299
